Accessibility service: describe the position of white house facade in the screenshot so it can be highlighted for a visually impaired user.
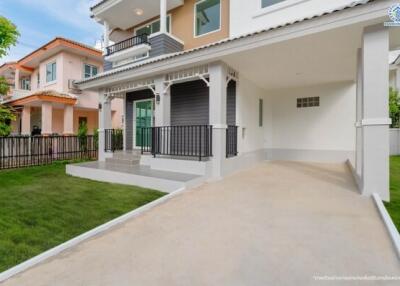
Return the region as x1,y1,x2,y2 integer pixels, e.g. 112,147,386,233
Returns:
69,0,400,202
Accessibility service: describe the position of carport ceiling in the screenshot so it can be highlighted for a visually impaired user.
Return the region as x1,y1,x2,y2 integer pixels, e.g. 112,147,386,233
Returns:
222,25,366,91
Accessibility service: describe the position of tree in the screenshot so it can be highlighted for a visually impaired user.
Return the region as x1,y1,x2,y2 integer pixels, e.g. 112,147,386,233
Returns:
0,16,19,58
77,121,88,152
0,75,9,96
0,104,16,136
390,87,400,128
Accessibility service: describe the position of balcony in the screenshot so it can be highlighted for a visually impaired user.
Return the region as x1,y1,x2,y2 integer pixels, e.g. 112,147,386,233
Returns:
105,34,150,63
104,32,184,70
1,89,31,103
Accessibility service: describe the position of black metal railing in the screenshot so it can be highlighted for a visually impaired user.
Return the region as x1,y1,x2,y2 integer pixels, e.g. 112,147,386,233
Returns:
104,129,123,152
0,135,97,170
106,34,149,56
141,125,213,161
226,125,238,158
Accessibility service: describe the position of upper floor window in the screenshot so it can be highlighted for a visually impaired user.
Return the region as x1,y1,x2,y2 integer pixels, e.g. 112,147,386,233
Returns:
195,0,221,37
84,64,98,79
20,78,31,91
46,62,56,83
262,0,286,8
135,16,171,36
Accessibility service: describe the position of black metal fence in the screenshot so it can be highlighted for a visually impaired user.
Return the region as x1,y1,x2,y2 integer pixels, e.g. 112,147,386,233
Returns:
106,34,149,56
104,129,123,152
141,125,213,161
0,135,97,170
226,126,238,158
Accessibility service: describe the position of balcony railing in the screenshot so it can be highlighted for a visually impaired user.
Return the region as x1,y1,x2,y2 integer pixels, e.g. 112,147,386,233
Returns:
226,126,238,158
106,34,149,56
141,125,213,161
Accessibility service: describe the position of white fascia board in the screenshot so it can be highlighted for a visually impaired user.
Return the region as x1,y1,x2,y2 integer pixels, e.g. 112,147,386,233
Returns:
91,0,122,17
79,0,392,90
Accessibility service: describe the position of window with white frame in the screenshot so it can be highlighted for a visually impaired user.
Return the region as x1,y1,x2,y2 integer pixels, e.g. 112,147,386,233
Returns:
37,73,40,87
46,62,57,83
195,0,221,37
135,16,171,36
20,78,31,90
84,64,98,79
261,0,286,8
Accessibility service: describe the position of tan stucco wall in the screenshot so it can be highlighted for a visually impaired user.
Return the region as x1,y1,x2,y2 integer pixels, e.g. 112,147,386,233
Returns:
171,0,229,50
73,109,99,135
114,0,230,50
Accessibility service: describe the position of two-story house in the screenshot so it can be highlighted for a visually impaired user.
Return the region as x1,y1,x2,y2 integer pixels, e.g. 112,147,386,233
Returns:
0,37,123,135
70,0,399,201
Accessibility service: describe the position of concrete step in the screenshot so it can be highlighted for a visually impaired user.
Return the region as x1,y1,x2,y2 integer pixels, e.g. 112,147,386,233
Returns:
105,157,140,166
112,151,141,160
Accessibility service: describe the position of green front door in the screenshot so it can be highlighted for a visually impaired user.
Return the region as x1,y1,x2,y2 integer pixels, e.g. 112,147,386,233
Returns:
135,100,153,147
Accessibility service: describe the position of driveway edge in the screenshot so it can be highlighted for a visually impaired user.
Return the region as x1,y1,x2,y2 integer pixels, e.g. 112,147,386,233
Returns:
372,193,400,259
0,187,187,283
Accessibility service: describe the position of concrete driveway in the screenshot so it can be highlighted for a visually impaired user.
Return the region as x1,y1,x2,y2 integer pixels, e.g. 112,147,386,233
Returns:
2,161,400,286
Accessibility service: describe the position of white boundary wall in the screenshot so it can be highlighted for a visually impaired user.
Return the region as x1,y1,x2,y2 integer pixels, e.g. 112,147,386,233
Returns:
390,129,400,155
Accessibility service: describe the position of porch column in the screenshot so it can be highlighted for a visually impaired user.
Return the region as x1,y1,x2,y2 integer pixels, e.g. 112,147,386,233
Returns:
63,105,74,135
209,62,227,179
361,24,390,201
154,76,170,126
122,93,127,151
160,0,167,34
21,106,31,135
98,92,112,161
41,102,53,135
355,49,363,178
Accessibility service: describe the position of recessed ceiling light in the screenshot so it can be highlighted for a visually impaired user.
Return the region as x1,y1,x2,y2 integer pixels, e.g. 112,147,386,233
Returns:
134,8,144,16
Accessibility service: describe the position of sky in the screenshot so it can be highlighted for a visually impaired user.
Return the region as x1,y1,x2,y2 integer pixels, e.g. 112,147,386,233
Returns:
0,0,103,65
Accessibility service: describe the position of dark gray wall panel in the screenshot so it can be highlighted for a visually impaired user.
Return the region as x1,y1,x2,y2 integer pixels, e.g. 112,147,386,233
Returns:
149,34,184,58
125,89,154,149
103,60,113,72
171,80,209,126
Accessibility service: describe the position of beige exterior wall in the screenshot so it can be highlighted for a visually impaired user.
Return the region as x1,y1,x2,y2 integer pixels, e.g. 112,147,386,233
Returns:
73,109,99,135
113,0,230,50
171,0,229,50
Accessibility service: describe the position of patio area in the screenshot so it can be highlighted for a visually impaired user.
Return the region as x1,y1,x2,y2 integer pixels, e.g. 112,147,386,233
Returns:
3,161,399,285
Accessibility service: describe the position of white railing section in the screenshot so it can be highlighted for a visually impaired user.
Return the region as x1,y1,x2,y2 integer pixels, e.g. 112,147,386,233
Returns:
390,128,400,155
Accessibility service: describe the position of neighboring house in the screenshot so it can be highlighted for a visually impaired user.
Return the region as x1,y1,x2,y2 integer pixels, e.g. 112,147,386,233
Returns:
0,38,123,135
71,0,397,201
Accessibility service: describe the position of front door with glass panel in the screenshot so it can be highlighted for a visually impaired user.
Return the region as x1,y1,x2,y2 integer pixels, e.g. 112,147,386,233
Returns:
135,100,153,148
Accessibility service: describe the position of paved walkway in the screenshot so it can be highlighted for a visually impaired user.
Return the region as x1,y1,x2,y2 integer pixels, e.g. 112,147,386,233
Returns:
3,161,400,285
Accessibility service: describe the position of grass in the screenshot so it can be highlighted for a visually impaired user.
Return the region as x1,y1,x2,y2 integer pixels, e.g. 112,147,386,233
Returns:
0,162,165,273
385,156,400,231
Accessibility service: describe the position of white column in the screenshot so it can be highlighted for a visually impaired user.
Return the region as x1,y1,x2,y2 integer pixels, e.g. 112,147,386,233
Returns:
103,21,110,53
21,106,31,135
355,48,363,178
209,62,228,179
41,102,53,135
361,24,390,201
160,0,167,34
122,93,127,151
63,105,74,135
98,92,112,161
14,68,20,90
154,76,170,126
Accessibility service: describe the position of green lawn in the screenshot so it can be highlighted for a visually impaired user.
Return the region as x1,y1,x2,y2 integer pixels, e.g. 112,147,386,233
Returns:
385,156,400,231
0,162,165,273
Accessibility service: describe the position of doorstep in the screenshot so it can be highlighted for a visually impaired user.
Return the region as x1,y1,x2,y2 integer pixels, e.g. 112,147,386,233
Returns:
66,161,205,193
